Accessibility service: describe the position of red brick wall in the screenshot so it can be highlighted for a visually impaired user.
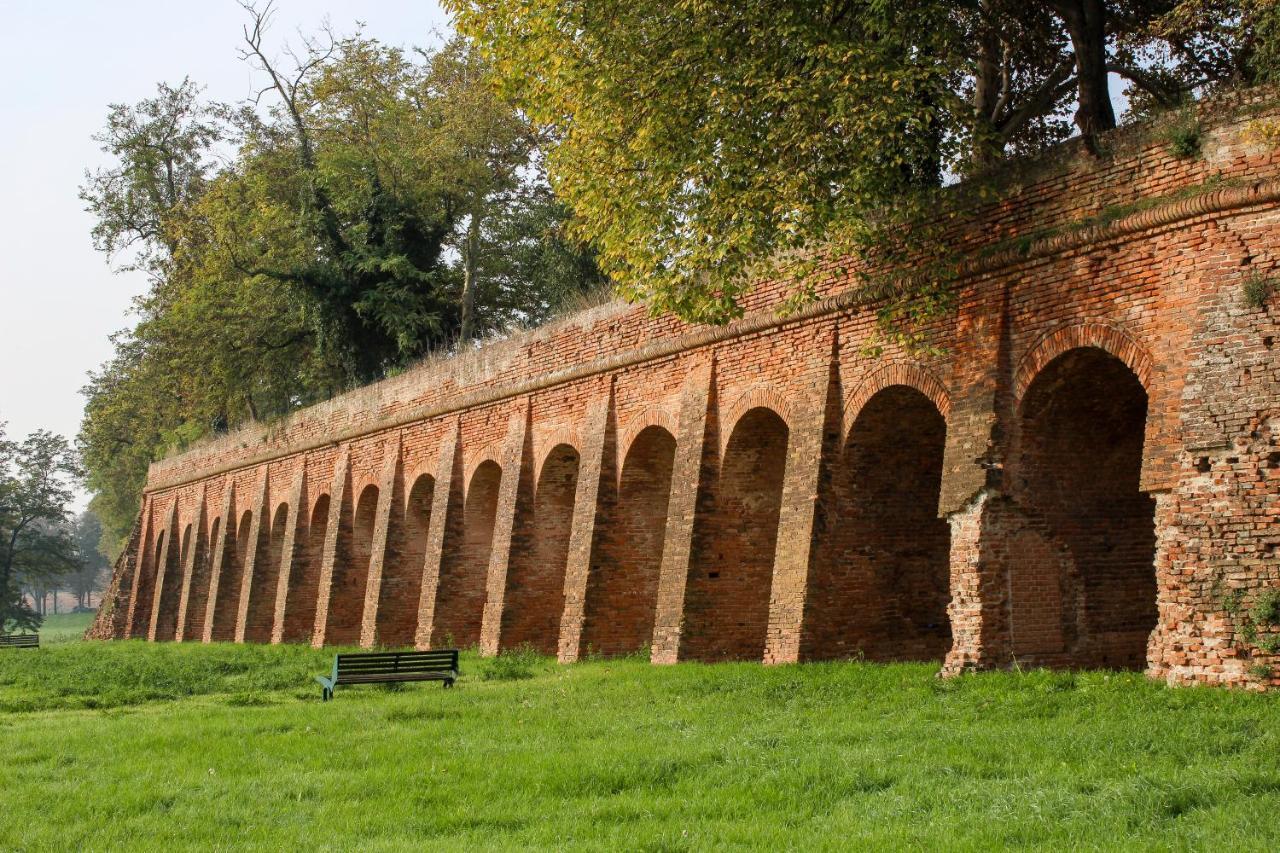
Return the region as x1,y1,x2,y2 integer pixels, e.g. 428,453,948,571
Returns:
804,386,951,662
582,425,676,656
96,88,1280,690
683,407,789,662
1011,347,1157,669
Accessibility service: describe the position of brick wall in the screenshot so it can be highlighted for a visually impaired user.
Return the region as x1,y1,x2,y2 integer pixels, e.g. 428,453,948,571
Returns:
92,88,1280,690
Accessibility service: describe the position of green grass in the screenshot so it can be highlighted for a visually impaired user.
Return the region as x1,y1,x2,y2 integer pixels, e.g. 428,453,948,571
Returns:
30,611,98,645
1,640,1278,850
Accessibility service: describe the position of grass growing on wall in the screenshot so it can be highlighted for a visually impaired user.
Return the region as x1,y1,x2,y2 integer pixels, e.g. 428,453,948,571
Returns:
1,639,1278,850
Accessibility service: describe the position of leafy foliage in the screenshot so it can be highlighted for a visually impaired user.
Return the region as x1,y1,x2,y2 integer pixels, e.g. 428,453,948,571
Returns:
451,0,1280,321
79,12,603,555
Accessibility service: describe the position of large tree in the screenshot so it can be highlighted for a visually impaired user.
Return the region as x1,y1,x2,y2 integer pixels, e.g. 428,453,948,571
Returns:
0,423,82,633
80,10,604,555
450,0,1280,320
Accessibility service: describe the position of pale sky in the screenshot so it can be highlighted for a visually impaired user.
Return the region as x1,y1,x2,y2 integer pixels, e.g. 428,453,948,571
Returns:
0,1,450,507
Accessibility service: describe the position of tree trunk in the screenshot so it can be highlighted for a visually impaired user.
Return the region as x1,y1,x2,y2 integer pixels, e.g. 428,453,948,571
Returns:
459,207,483,344
1048,0,1116,144
971,7,1004,170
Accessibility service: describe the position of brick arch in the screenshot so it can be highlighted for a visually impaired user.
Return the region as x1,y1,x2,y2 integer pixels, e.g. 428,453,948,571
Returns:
1014,322,1154,401
308,490,331,519
351,474,381,500
464,444,503,487
843,363,951,442
401,464,435,501
618,405,678,475
534,424,581,483
720,385,794,456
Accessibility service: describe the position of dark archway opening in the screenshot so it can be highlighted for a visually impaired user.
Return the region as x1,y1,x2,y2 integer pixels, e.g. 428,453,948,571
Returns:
152,526,184,640
212,510,252,641
184,516,217,640
804,385,951,662
130,527,164,636
245,502,289,642
683,407,789,662
283,495,328,643
1014,347,1156,670
583,425,676,657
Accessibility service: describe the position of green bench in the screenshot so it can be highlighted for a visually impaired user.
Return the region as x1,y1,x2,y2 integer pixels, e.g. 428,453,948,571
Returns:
315,649,459,701
0,634,39,650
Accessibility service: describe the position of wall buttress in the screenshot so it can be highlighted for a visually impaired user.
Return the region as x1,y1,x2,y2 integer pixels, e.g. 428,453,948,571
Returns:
270,464,307,644
174,484,207,640
764,332,837,664
479,402,533,656
233,468,270,643
651,357,715,664
360,434,403,648
146,499,180,641
312,444,351,647
557,382,614,662
201,476,236,643
416,421,461,649
123,493,154,638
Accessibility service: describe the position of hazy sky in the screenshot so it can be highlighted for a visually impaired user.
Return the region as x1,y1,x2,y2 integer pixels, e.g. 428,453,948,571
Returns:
0,1,450,505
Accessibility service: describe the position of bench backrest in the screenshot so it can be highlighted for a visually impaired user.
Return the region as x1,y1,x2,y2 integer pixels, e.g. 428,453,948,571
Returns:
0,634,39,648
334,649,458,678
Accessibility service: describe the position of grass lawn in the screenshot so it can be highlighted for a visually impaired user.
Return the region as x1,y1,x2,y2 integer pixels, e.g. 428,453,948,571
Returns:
1,634,1278,851
32,612,98,645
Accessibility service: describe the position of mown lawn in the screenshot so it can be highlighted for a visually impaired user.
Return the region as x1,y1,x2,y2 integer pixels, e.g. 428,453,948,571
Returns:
1,635,1278,851
29,612,98,645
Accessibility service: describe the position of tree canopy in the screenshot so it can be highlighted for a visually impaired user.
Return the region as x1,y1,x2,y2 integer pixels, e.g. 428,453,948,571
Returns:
80,5,604,556
450,0,1280,321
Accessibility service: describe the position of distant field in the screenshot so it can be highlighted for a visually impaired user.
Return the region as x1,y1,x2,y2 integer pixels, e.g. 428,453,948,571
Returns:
33,611,97,644
1,635,1278,850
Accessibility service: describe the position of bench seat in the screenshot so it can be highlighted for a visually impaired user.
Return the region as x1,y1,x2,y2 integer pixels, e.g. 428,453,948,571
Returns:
316,649,459,700
0,634,39,650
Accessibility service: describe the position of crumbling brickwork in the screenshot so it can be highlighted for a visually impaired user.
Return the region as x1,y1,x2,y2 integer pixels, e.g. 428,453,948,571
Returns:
93,89,1280,690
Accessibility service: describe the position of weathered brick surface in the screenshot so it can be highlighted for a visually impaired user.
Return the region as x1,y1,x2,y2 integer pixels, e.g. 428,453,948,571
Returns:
96,90,1280,689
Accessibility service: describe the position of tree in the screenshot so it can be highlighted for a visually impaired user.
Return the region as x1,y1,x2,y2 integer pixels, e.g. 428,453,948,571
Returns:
234,6,460,379
423,36,606,339
68,511,110,610
452,0,1280,321
451,1,963,323
80,79,235,278
80,11,605,554
0,423,83,633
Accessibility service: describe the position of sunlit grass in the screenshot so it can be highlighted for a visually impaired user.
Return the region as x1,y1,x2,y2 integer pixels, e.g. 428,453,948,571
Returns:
1,639,1277,850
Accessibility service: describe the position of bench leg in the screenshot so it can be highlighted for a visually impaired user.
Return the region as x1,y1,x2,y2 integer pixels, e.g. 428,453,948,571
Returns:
443,679,454,689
